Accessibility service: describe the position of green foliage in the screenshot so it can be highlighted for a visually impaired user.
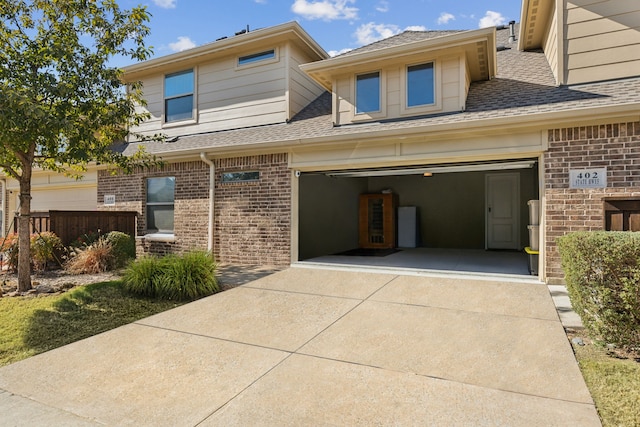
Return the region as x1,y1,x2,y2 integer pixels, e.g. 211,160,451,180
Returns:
30,232,63,271
104,231,136,267
0,232,63,271
123,251,219,300
65,238,115,274
0,0,162,290
558,231,640,351
69,231,102,249
122,256,158,297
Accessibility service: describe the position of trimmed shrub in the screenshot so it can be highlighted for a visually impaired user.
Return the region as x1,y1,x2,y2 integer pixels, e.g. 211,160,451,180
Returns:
65,238,115,274
30,232,63,271
558,231,640,351
104,231,136,267
122,251,219,300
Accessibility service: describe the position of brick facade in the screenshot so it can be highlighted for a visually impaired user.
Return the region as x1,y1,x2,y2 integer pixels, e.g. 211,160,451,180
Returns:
213,153,291,266
97,153,291,267
544,121,640,283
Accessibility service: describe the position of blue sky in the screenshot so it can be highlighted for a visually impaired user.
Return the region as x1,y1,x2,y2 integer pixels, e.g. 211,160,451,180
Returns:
117,0,522,65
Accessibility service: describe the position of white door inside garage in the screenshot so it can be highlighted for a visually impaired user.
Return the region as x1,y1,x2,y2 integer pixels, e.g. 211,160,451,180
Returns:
486,173,520,250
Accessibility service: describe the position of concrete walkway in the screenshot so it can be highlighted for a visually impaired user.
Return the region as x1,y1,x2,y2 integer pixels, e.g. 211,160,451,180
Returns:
0,266,600,426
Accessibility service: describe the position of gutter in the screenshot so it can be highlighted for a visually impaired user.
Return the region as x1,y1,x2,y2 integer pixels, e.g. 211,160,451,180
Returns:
199,152,215,252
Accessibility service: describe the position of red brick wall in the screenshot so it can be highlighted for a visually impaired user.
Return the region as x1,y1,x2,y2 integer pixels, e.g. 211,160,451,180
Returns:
98,153,291,267
213,153,291,266
544,121,640,283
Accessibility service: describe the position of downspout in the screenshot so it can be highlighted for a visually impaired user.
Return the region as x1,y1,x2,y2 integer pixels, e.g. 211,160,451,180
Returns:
199,153,215,252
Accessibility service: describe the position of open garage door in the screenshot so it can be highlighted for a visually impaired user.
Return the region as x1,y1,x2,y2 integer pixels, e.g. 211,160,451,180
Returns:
297,159,540,277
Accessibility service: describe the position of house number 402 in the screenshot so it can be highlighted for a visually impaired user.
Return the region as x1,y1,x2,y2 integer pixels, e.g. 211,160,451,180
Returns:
569,168,607,189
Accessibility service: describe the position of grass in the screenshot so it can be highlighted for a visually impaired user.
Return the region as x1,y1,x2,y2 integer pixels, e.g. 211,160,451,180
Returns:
0,281,183,367
572,339,640,427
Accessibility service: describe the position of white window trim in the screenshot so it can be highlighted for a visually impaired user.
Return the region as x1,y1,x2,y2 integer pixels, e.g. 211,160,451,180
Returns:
235,47,279,71
141,233,176,243
162,67,198,128
351,69,387,122
400,59,442,116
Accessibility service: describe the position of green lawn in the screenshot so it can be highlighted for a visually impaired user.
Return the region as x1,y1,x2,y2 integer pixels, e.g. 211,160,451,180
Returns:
0,281,182,367
572,339,640,427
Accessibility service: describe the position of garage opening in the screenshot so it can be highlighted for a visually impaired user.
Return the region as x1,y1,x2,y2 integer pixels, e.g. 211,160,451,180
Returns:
297,159,540,277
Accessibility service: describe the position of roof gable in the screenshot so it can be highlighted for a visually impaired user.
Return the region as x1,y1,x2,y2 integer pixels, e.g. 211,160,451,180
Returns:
301,27,497,91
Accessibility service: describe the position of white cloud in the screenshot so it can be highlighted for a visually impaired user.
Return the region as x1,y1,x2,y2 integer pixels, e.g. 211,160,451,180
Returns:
152,0,176,8
404,25,427,31
437,12,455,25
291,0,358,21
479,10,506,28
376,1,389,13
355,22,400,45
328,47,353,57
169,36,196,52
255,0,267,3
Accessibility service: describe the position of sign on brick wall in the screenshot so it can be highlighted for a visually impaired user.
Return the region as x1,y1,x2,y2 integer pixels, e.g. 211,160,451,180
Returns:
569,168,607,189
104,194,116,205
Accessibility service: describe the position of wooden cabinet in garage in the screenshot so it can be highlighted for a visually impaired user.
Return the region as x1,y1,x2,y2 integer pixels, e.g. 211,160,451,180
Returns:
359,193,398,249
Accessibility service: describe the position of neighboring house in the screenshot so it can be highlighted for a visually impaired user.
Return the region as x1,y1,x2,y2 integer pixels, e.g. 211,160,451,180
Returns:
97,1,640,284
2,169,98,235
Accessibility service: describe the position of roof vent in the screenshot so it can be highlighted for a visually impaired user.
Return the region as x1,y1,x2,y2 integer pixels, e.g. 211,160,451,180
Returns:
235,25,250,36
508,20,516,43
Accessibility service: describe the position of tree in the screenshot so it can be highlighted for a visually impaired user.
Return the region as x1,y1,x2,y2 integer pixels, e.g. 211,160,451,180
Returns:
0,0,159,292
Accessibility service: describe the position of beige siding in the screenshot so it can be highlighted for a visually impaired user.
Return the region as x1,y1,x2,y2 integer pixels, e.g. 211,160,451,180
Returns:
565,0,640,84
132,46,292,138
288,45,326,119
5,171,98,213
387,68,401,117
333,54,464,125
335,76,352,125
442,57,461,112
543,4,559,84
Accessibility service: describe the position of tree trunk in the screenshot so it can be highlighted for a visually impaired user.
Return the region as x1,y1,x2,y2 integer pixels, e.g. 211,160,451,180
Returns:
17,171,32,292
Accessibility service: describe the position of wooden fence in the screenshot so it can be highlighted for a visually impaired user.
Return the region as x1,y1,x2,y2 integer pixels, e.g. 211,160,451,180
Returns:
14,211,137,245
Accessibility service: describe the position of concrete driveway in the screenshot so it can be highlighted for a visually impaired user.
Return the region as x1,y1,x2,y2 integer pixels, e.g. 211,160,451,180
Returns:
0,266,600,426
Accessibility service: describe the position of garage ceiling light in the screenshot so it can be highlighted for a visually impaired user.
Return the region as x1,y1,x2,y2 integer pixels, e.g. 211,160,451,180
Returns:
326,160,535,178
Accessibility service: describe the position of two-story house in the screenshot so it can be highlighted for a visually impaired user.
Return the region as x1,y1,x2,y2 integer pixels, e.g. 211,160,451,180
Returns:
97,0,640,284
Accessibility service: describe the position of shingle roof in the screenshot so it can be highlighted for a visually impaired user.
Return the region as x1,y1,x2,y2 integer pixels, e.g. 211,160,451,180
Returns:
122,25,640,157
333,30,464,58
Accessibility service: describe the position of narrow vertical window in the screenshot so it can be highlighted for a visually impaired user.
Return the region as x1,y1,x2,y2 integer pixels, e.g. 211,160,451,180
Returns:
164,69,194,122
356,72,380,114
147,177,175,233
407,62,435,107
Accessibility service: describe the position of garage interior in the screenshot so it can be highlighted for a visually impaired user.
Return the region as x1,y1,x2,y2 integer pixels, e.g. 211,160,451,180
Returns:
298,159,540,277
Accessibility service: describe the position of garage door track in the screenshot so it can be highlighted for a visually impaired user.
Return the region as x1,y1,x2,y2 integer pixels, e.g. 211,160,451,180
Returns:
0,267,600,426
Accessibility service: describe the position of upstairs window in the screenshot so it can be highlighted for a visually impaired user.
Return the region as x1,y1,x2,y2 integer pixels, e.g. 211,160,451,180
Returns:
238,49,276,66
355,72,380,114
164,69,194,123
147,177,175,233
407,62,435,107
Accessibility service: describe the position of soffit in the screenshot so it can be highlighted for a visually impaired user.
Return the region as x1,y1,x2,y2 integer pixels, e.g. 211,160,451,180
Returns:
519,0,555,50
300,27,497,91
122,21,328,81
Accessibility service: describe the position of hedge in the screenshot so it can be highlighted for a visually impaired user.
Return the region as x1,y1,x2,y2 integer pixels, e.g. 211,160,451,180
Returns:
557,231,640,351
